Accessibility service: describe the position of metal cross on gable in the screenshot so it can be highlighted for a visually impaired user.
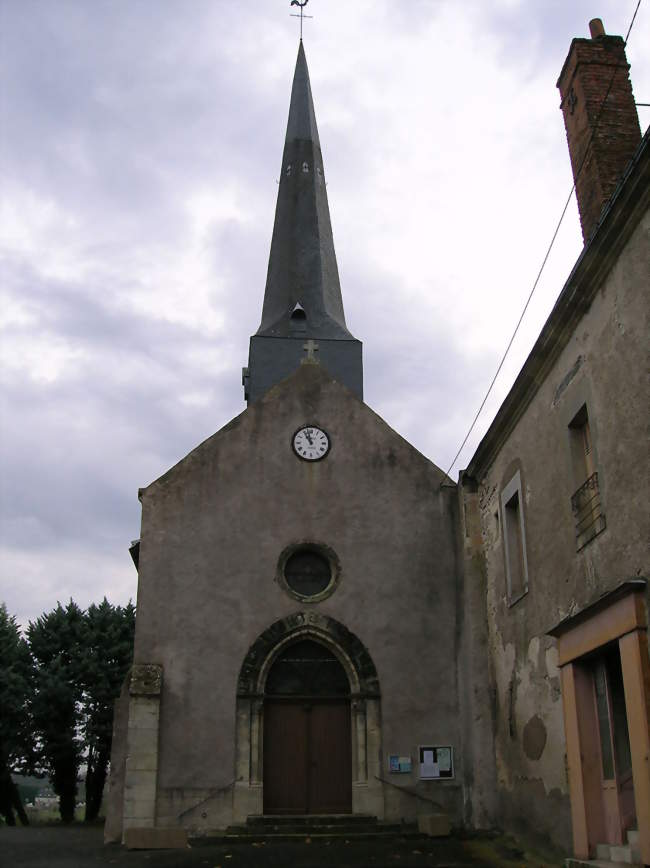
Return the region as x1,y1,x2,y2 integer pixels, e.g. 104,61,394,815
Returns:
290,0,313,41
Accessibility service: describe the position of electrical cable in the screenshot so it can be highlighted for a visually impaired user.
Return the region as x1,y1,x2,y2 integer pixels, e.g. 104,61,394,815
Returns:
441,0,644,486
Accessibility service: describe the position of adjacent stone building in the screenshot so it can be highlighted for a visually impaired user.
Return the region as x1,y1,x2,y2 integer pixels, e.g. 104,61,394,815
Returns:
460,19,649,864
106,20,649,865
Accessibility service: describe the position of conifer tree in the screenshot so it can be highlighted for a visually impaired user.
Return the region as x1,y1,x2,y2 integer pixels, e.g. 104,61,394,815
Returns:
27,601,85,823
0,604,32,825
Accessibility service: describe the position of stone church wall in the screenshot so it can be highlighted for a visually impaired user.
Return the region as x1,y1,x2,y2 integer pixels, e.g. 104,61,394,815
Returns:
128,364,465,832
468,206,649,851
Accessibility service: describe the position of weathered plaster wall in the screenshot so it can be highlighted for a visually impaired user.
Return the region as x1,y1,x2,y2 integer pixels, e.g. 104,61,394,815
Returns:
457,478,498,829
131,363,462,831
474,210,649,850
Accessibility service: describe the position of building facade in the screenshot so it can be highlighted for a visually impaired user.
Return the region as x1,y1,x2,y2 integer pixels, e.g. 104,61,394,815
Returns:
461,19,649,864
106,20,649,865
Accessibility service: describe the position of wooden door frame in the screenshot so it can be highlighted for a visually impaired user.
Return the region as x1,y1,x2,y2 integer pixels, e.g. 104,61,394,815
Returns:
548,581,650,862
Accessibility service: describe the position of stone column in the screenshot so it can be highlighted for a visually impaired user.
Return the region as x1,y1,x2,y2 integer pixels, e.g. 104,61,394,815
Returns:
250,699,264,785
352,699,367,783
233,696,264,822
359,697,384,819
122,664,163,839
234,698,251,784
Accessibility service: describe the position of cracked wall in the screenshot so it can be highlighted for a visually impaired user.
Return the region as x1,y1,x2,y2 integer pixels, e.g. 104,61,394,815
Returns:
470,207,649,851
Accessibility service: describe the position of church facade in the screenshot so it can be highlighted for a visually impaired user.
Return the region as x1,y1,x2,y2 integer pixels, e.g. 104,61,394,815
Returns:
106,21,649,865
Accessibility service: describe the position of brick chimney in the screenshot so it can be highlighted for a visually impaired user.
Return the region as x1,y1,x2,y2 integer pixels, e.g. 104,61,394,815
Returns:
557,18,642,242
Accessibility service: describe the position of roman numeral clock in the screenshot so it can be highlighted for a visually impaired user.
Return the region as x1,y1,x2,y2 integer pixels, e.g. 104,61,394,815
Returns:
292,426,330,461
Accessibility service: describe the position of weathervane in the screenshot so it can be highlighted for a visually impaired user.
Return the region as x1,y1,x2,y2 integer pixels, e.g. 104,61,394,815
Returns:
290,0,313,41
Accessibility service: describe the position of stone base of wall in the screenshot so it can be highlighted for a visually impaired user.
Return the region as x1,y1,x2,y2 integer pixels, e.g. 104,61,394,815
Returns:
418,814,451,837
124,827,189,850
500,782,572,854
103,676,131,844
158,785,235,833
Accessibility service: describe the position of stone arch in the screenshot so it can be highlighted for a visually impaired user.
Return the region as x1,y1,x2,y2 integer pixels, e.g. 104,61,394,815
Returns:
233,612,383,821
237,611,380,698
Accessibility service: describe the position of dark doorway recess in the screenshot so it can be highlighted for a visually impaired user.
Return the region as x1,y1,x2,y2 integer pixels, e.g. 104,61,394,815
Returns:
263,641,352,814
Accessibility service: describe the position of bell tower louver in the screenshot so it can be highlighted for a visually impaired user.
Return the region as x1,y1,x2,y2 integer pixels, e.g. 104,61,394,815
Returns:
243,42,363,404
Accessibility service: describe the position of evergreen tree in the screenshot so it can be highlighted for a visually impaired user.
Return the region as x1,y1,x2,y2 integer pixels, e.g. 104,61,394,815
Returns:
81,599,135,821
27,601,85,823
0,604,32,825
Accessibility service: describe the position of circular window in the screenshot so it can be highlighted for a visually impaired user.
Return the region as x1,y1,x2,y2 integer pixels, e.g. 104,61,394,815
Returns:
285,550,330,596
277,543,341,602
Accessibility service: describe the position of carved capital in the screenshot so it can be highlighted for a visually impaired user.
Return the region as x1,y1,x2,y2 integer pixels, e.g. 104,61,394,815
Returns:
130,663,163,696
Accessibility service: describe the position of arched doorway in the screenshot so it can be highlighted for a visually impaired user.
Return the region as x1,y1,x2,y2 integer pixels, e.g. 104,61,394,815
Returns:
234,612,383,822
263,639,352,814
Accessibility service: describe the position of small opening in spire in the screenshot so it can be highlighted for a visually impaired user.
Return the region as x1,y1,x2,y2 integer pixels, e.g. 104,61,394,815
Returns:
290,303,307,335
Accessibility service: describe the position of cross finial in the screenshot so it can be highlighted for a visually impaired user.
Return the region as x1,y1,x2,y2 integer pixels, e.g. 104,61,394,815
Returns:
290,0,313,41
301,339,319,364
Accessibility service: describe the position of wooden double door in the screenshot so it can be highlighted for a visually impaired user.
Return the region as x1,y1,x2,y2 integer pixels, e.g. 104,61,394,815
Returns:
263,699,352,814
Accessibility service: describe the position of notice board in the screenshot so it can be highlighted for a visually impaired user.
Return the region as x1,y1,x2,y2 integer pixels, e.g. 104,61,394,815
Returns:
418,745,454,780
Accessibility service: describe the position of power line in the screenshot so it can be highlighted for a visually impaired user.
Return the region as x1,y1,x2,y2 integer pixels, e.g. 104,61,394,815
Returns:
441,0,643,486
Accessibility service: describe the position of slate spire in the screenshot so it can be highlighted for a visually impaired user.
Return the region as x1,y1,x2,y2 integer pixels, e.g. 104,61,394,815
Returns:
244,42,363,405
257,41,352,339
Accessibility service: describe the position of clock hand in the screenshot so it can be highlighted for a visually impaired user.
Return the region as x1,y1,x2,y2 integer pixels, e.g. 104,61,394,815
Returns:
305,429,313,445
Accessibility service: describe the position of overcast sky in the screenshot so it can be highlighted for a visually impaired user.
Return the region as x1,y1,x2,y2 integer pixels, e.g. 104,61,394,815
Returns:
1,0,649,629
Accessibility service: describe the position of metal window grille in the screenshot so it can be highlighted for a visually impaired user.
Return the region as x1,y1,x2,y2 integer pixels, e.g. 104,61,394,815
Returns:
571,471,606,550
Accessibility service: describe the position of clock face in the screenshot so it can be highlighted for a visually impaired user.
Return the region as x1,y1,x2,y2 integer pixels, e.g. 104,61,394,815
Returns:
292,426,330,461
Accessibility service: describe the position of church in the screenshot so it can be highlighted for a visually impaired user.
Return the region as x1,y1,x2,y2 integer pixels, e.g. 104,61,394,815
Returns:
106,19,649,866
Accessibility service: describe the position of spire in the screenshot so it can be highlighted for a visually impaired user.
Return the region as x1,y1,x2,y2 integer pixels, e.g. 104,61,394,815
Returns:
256,42,352,339
244,42,363,405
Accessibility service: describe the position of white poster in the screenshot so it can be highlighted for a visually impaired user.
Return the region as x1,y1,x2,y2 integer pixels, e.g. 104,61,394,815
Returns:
419,745,454,780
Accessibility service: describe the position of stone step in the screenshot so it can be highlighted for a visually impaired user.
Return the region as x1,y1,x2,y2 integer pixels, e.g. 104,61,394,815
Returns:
566,859,640,868
594,840,641,865
214,816,423,842
196,825,425,844
595,843,612,861
236,825,400,834
225,829,423,841
610,843,638,864
246,813,378,827
625,829,641,861
233,825,406,835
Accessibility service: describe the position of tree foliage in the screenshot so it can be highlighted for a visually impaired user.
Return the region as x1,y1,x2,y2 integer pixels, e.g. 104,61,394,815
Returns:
27,601,86,824
0,604,33,825
0,598,135,825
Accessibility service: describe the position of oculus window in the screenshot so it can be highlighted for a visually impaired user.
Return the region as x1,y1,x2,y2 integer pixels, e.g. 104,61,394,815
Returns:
277,543,341,602
285,550,330,596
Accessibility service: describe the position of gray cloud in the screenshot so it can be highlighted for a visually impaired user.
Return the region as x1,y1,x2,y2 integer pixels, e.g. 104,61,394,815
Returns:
1,0,648,627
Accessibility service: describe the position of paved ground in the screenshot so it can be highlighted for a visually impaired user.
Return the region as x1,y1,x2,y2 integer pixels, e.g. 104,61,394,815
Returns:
0,825,563,868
